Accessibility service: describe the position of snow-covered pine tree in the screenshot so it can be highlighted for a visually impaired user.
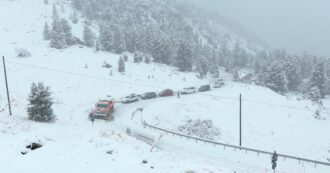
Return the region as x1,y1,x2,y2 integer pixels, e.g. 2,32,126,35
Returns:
50,21,67,49
123,54,128,62
300,52,315,79
176,40,193,72
264,62,288,94
95,40,100,51
307,86,322,104
232,41,242,69
233,69,240,82
254,58,262,75
133,52,143,63
27,82,55,122
133,53,139,63
70,10,79,24
308,62,328,98
98,24,113,51
144,54,151,64
282,57,302,91
60,18,73,45
218,41,230,69
52,3,59,22
43,22,51,40
209,56,219,79
83,25,95,47
113,26,126,54
151,36,172,65
118,56,125,73
196,56,208,79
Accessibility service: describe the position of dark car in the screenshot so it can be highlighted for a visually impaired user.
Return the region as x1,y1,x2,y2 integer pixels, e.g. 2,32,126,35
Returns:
158,89,174,97
141,92,157,100
199,85,211,92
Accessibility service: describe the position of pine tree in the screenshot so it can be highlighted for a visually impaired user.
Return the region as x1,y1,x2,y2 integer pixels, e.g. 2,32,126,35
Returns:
83,25,95,47
176,40,193,72
144,54,151,64
218,41,230,69
123,54,129,62
308,62,328,97
282,57,302,91
233,69,240,82
112,25,126,54
71,10,79,24
264,62,288,94
50,21,67,49
27,82,55,122
118,57,125,73
95,40,100,51
232,42,242,69
254,59,262,74
52,4,59,22
133,53,139,63
151,36,171,65
133,52,143,63
196,56,208,79
60,18,73,45
209,57,219,79
43,22,51,40
307,86,322,104
98,24,113,51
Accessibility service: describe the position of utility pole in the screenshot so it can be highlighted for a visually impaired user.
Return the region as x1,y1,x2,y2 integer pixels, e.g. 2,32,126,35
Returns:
2,56,12,115
239,94,242,146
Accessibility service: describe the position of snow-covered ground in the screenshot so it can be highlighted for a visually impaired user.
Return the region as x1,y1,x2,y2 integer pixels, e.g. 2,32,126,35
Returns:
1,0,330,173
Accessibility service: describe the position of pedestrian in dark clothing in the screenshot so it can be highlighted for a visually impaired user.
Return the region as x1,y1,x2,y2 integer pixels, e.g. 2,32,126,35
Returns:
91,115,95,125
272,151,278,172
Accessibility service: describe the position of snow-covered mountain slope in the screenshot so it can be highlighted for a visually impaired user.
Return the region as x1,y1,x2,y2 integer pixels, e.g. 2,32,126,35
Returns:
1,0,330,173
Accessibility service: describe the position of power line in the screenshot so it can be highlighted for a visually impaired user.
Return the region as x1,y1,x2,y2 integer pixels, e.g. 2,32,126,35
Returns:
5,60,163,89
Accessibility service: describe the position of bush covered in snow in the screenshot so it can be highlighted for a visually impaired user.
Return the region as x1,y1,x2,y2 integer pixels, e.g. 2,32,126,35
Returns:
102,61,112,68
15,48,31,57
178,119,220,140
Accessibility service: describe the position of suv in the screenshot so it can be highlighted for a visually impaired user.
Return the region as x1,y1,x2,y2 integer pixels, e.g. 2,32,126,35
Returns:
141,92,157,100
121,94,139,104
158,89,174,97
181,87,197,95
199,84,211,92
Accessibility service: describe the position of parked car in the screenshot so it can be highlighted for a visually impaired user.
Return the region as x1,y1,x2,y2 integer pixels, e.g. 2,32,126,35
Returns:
199,84,211,92
121,94,139,104
158,89,174,97
141,92,157,100
181,87,197,95
214,79,225,88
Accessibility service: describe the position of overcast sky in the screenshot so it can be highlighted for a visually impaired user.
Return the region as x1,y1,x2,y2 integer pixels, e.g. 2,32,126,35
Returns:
185,0,330,57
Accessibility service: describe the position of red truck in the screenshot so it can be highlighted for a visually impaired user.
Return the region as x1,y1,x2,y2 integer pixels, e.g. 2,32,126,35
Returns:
89,99,115,121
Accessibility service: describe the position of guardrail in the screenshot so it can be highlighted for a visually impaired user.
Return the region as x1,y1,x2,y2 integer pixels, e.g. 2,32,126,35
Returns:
142,120,330,167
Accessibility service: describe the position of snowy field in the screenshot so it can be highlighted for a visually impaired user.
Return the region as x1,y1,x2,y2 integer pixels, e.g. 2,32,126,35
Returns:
1,0,330,173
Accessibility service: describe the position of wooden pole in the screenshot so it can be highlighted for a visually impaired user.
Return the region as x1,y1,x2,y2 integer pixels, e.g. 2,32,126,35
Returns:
2,56,12,115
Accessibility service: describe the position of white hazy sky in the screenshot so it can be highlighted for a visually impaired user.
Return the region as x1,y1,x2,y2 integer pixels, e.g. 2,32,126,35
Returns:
186,0,330,57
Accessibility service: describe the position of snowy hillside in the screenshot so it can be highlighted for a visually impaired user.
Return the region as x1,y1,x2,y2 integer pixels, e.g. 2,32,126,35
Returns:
1,0,330,173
